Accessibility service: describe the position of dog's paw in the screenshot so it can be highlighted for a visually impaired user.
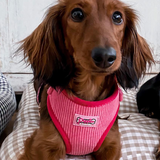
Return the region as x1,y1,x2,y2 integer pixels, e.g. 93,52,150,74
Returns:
155,147,160,160
145,111,155,118
139,108,155,118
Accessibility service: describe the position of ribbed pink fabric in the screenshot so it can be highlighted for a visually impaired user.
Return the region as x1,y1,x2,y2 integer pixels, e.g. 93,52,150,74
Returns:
47,84,123,155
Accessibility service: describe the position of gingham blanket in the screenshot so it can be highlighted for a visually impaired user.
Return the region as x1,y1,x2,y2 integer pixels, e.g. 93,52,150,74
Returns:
0,83,159,160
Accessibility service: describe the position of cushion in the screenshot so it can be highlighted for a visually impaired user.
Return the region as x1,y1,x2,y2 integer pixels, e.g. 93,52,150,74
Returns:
0,83,159,160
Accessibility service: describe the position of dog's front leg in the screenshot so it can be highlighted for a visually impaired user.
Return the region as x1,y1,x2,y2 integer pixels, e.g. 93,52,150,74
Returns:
92,120,121,160
18,122,66,160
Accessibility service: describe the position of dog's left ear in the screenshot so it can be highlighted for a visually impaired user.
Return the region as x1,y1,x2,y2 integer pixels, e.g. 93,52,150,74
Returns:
116,6,154,89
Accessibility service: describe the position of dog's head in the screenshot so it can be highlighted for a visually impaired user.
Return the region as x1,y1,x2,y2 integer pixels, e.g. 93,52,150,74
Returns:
20,0,154,90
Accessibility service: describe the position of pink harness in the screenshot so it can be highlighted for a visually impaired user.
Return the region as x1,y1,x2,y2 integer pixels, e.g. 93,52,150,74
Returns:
46,84,123,155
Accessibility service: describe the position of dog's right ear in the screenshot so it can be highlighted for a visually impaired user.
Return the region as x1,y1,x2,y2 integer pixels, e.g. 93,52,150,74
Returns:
19,2,73,89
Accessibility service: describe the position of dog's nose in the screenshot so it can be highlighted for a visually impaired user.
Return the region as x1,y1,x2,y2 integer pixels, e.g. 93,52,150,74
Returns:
91,47,116,68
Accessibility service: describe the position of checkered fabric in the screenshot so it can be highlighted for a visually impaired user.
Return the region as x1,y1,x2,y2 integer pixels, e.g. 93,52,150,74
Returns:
0,83,159,160
0,73,17,135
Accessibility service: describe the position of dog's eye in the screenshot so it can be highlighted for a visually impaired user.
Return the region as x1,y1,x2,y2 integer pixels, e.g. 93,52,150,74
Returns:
112,11,123,25
71,8,84,22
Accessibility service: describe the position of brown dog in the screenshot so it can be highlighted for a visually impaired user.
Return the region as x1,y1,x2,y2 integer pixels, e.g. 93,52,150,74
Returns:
18,0,154,159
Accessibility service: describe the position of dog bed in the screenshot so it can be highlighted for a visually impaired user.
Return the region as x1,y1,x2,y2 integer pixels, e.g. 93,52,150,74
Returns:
0,83,159,160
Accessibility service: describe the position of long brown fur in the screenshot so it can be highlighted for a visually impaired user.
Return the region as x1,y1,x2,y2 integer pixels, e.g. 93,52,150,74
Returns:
18,0,154,159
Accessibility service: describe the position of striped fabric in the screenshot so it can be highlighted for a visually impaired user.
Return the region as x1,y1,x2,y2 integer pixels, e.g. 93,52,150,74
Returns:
0,83,159,160
0,73,17,135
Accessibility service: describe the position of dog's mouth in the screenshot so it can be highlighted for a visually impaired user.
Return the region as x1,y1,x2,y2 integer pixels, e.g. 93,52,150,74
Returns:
91,70,114,75
78,62,115,76
77,58,119,75
81,65,122,80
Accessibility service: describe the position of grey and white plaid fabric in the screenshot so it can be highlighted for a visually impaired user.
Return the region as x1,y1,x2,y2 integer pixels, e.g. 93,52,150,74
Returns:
0,73,17,135
0,83,159,160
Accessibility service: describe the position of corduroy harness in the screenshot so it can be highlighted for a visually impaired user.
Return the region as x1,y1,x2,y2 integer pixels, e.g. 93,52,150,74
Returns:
45,84,123,155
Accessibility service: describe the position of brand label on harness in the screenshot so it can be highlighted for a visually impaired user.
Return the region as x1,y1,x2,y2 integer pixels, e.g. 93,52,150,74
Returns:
73,114,99,127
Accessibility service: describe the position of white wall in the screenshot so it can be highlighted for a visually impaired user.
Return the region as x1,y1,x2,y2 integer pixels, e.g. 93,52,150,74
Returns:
0,0,55,73
121,0,160,73
0,0,56,92
0,0,160,92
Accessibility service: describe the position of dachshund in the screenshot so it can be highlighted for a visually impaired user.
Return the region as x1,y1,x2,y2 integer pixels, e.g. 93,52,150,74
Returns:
136,72,160,159
18,0,154,159
137,72,160,120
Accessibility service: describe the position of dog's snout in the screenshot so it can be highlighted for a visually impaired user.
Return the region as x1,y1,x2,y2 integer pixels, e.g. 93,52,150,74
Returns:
91,47,116,68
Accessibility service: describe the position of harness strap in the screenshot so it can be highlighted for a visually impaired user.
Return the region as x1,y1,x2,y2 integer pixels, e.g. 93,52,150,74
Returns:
36,83,46,105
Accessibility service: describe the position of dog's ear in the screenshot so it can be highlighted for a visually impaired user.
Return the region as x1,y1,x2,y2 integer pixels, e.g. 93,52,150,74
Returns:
116,6,154,89
19,2,73,89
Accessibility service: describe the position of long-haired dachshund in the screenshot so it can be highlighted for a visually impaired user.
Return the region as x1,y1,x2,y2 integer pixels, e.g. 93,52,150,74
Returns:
18,0,154,159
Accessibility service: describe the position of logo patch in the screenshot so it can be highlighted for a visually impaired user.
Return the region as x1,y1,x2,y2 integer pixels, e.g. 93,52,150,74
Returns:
73,114,99,127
